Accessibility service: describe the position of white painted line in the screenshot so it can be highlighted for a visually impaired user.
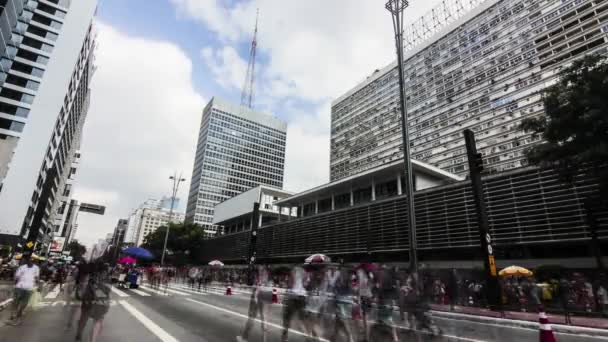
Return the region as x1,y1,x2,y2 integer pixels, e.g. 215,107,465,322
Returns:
130,289,151,297
166,285,208,296
0,298,13,307
44,285,61,299
186,298,328,341
119,300,178,342
163,287,190,296
110,286,130,298
139,285,170,296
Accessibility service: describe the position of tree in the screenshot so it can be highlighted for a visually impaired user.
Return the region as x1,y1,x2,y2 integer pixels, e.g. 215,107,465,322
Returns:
519,54,608,196
66,240,87,260
142,222,204,265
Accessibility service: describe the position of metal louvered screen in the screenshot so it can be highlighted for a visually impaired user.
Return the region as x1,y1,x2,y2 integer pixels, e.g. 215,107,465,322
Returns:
199,167,607,262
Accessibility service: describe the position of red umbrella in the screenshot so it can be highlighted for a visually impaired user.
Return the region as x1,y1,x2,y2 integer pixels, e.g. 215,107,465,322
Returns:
118,256,136,264
305,253,331,264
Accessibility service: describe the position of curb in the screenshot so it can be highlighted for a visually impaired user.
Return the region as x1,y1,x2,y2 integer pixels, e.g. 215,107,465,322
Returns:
431,310,608,338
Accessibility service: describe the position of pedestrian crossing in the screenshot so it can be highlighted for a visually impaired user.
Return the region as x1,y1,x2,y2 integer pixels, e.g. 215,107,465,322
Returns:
42,282,221,301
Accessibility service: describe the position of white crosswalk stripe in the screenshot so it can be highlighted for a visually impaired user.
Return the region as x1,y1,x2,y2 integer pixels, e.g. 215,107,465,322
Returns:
139,285,170,296
44,285,61,299
167,284,208,295
129,288,151,296
110,286,130,297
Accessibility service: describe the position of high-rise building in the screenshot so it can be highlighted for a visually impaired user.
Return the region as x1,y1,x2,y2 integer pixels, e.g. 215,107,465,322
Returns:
159,195,179,210
0,0,97,252
0,0,74,187
124,198,161,244
186,97,287,236
110,218,127,247
133,207,184,247
330,0,608,181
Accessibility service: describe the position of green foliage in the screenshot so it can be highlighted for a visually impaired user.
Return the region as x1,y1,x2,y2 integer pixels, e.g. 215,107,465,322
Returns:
519,54,608,196
141,222,204,265
66,240,87,260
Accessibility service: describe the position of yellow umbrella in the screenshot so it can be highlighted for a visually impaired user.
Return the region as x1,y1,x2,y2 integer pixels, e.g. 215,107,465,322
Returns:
499,265,533,277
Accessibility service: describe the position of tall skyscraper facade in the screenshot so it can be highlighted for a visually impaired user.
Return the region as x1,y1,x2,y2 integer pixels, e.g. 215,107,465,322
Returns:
330,0,608,181
186,97,287,236
21,20,95,251
0,0,97,252
0,0,73,187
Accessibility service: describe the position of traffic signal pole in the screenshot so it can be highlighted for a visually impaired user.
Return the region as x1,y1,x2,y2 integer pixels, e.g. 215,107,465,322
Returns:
247,202,260,286
463,129,501,309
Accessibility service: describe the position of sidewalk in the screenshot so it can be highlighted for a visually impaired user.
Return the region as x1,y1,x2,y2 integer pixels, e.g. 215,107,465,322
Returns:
428,303,608,330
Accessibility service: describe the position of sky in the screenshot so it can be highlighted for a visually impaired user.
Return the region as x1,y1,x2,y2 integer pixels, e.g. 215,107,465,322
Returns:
72,0,443,247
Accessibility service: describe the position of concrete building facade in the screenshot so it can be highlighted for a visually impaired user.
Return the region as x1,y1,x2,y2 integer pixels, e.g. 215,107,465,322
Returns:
330,0,608,181
0,0,74,187
0,0,97,253
213,185,295,235
186,97,287,236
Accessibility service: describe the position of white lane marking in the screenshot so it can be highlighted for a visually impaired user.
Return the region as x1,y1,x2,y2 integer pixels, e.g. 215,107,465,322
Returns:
163,287,190,296
186,298,328,341
0,298,13,307
110,286,130,297
44,285,61,299
119,300,178,342
166,285,208,295
139,285,170,296
130,289,151,297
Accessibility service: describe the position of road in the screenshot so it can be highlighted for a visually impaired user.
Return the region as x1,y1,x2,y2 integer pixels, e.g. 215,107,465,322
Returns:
0,282,605,342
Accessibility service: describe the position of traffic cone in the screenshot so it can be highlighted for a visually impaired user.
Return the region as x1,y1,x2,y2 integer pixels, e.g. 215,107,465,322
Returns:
272,288,279,304
225,285,232,295
538,305,556,342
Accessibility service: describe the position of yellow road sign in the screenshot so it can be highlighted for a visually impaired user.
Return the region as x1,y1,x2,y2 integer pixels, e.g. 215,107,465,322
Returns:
26,241,34,248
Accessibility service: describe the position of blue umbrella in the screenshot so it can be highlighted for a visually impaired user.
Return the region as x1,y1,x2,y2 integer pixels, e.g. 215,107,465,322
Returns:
122,247,154,259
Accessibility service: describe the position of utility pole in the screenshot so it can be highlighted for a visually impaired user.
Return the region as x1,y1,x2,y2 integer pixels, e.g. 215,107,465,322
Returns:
464,129,500,308
386,0,418,274
247,202,260,286
160,172,186,266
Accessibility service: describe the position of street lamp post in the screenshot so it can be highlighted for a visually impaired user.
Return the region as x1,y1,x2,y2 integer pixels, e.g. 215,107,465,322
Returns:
160,172,186,266
386,0,418,274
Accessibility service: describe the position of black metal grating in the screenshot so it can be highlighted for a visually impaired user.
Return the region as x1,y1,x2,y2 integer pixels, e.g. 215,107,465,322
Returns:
199,167,608,261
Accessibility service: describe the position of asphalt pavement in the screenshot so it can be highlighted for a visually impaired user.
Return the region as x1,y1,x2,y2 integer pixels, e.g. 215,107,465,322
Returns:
0,281,606,342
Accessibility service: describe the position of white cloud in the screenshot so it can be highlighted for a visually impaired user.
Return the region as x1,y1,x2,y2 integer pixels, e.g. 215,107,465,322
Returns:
72,22,205,247
171,0,442,193
201,45,248,90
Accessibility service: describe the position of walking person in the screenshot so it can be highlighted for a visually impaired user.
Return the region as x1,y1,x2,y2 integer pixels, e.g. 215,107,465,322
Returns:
281,266,307,342
357,267,374,341
237,266,273,342
330,266,355,342
75,262,111,342
7,256,40,326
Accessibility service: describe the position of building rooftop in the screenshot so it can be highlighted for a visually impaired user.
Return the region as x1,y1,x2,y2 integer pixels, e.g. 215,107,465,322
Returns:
213,185,293,224
211,96,287,132
275,159,463,207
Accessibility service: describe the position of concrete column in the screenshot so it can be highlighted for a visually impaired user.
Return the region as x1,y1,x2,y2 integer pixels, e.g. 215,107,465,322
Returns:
258,213,263,227
315,200,319,214
278,206,282,222
331,193,335,211
371,177,376,201
350,186,354,206
397,173,403,195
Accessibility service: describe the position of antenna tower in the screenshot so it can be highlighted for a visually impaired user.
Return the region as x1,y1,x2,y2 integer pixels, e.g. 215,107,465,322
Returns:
241,9,259,109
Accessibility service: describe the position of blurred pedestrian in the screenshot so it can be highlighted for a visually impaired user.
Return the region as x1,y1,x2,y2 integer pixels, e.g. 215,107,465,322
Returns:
75,262,111,342
281,266,307,342
237,266,272,342
7,256,40,325
330,266,355,342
